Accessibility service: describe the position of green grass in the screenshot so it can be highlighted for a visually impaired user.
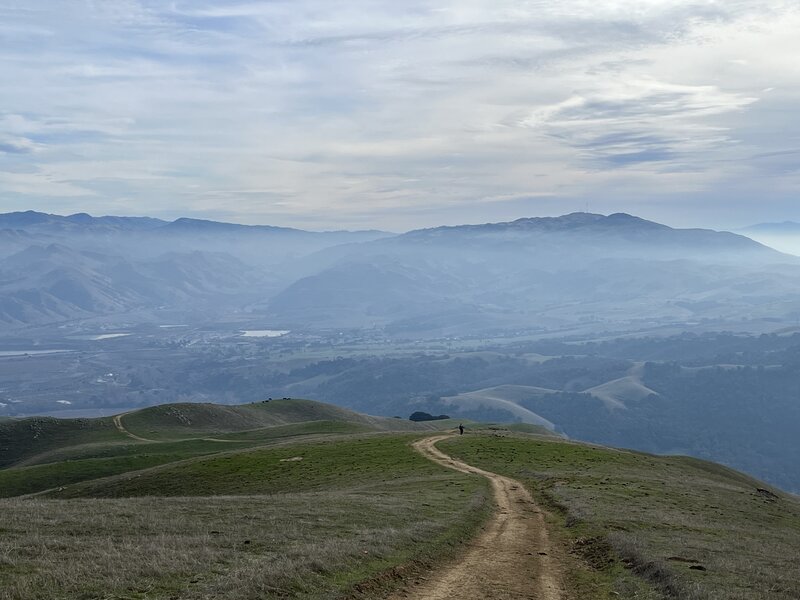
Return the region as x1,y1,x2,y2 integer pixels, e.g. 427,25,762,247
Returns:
119,399,425,441
0,455,191,498
1,399,427,471
0,433,491,600
0,422,393,497
0,400,494,599
484,422,557,435
440,433,800,600
16,421,369,467
0,416,127,468
48,435,455,499
215,420,373,442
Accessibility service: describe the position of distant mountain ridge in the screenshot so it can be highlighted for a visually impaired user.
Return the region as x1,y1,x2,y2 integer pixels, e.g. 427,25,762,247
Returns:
0,210,387,237
267,212,800,335
0,210,167,232
401,212,779,255
740,221,800,234
0,211,395,328
1,210,799,333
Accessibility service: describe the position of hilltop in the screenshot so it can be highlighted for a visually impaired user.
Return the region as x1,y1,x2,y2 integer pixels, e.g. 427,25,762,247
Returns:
1,398,798,599
0,398,438,473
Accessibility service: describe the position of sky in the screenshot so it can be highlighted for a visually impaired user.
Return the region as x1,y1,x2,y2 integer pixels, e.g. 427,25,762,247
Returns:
0,0,799,231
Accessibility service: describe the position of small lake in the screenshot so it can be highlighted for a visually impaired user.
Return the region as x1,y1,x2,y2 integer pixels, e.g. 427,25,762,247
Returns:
68,333,132,341
240,330,290,338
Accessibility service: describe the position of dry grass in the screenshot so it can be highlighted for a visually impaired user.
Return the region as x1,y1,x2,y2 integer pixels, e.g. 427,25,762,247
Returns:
0,476,488,600
0,431,492,599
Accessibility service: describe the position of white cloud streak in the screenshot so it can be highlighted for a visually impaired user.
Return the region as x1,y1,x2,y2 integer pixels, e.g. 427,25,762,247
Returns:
0,0,798,228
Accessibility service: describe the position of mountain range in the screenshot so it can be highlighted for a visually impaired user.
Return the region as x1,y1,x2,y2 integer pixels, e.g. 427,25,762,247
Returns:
1,210,799,333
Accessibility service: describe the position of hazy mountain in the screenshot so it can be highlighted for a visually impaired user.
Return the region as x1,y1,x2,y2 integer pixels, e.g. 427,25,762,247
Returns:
0,210,167,233
740,221,800,234
0,211,392,268
4,210,800,333
0,229,39,259
268,213,800,335
737,221,800,256
0,211,396,328
0,243,256,327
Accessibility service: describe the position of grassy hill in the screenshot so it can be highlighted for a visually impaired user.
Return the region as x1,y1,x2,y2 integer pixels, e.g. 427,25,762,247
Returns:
440,432,800,600
441,385,557,429
2,399,799,599
0,415,124,468
0,401,488,600
0,399,433,470
117,399,421,440
46,436,455,499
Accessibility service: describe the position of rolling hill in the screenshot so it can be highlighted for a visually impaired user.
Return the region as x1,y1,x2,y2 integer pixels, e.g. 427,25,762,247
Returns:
0,398,436,471
1,399,798,599
440,385,558,429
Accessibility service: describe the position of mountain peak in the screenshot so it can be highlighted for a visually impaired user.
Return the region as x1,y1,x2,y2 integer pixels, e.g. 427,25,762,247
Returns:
403,212,671,238
0,210,54,228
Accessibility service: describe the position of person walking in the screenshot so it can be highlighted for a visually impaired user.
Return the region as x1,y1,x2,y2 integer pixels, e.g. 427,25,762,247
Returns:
458,423,464,435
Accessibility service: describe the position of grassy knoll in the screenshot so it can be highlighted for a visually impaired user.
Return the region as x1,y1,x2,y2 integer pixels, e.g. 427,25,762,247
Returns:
119,399,426,441
0,432,490,599
440,433,800,600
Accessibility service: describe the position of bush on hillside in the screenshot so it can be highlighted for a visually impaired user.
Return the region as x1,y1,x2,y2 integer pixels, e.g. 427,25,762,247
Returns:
409,411,450,422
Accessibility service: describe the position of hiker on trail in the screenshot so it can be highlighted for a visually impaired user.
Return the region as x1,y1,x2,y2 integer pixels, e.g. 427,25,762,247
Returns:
459,423,464,435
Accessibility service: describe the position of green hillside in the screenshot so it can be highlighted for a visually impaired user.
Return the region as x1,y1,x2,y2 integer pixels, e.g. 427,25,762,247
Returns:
2,399,799,599
0,399,431,471
0,406,487,600
46,435,453,498
117,399,416,440
0,415,125,468
440,433,800,600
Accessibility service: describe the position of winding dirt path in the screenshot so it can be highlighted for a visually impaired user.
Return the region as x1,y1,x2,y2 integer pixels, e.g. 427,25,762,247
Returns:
112,413,155,442
111,414,239,444
391,435,564,600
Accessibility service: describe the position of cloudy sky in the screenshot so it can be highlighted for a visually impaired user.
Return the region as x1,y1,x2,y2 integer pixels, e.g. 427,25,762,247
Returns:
0,1,798,230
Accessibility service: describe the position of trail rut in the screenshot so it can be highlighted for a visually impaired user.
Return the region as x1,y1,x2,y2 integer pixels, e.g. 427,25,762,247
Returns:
112,413,155,442
111,414,240,443
390,435,564,600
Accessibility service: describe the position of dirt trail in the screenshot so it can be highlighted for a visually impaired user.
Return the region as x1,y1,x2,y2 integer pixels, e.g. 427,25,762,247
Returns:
391,435,564,600
111,414,239,444
112,413,155,442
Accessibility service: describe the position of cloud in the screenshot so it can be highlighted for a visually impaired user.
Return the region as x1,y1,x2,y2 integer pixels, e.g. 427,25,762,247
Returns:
0,137,37,154
519,79,757,168
0,1,798,229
